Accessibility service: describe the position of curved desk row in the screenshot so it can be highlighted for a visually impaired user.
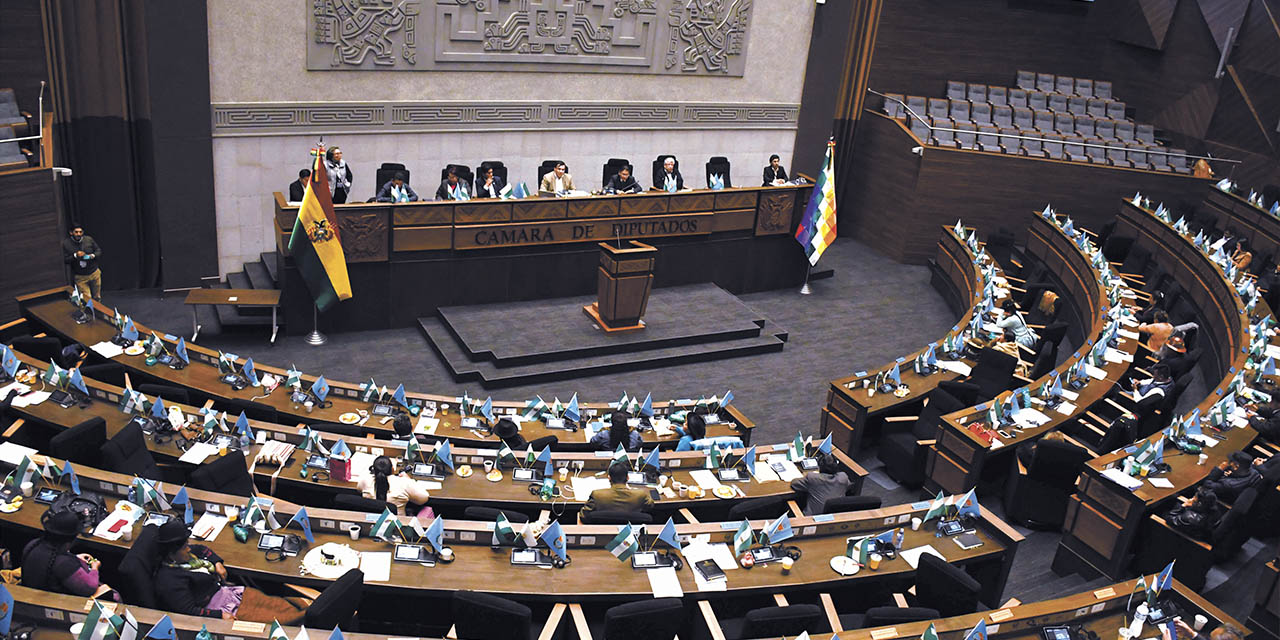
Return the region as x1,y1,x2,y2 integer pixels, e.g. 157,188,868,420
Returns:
1,348,866,519
925,212,1139,494
822,226,997,455
0,458,1021,606
14,291,753,451
1054,197,1264,579
1202,184,1280,265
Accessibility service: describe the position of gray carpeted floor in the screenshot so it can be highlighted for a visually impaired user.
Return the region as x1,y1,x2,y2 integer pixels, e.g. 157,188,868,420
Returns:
95,237,1271,619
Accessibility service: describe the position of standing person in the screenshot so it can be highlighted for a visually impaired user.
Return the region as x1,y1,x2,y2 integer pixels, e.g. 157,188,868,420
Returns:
22,510,117,600
288,169,311,202
63,225,102,300
324,147,353,204
763,154,788,186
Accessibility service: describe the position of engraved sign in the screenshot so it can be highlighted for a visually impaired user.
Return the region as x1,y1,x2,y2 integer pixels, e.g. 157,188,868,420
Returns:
307,0,753,76
455,212,712,249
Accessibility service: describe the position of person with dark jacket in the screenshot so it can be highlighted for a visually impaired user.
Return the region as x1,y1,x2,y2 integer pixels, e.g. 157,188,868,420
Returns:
474,165,505,199
1247,401,1280,441
1203,451,1261,503
374,171,419,203
22,510,116,599
287,169,311,202
603,166,642,194
62,225,103,300
790,453,851,516
435,167,470,201
589,411,642,451
1164,487,1222,541
153,520,301,622
580,462,653,516
762,154,788,186
491,417,559,459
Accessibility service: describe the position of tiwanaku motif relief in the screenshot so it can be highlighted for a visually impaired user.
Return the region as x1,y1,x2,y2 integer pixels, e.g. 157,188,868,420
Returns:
307,0,752,76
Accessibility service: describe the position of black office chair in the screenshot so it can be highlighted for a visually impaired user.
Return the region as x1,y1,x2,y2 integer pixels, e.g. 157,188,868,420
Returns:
334,494,396,515
602,158,629,189
838,606,940,631
821,495,882,514
463,506,531,523
304,568,364,630
1030,321,1068,354
936,380,982,406
374,162,407,194
101,422,162,480
441,164,474,189
115,524,160,607
1027,341,1057,379
581,510,653,525
538,159,565,186
651,155,679,190
702,604,824,640
10,336,62,363
313,421,368,438
914,554,982,616
878,387,967,487
1101,234,1135,264
705,156,731,188
189,451,256,497
450,591,536,640
594,598,685,640
726,495,791,521
1003,439,1090,529
48,417,107,465
137,383,190,407
966,348,1018,401
1134,485,1261,592
222,397,277,423
986,228,1017,273
78,362,126,387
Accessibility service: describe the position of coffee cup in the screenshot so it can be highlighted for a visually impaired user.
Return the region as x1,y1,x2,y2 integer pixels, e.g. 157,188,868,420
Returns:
70,623,85,636
911,517,922,531
678,484,688,498
1197,453,1208,466
20,481,33,497
439,547,454,563
1193,615,1208,631
483,460,495,473
304,401,314,414
868,553,882,570
121,524,133,542
558,467,569,482
781,556,794,574
348,524,361,540
658,474,669,488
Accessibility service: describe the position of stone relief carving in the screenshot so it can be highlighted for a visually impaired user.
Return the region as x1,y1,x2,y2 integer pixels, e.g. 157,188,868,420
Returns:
306,0,752,75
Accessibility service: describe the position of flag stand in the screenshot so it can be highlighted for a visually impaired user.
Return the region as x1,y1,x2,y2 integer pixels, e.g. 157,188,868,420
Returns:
799,263,813,295
304,304,327,346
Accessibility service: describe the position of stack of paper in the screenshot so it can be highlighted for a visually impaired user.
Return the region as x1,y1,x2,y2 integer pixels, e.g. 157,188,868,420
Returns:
360,551,392,582
415,416,439,434
1012,408,1051,429
936,361,972,376
688,470,723,491
1101,468,1143,491
571,476,611,500
90,341,125,358
192,512,229,541
647,566,683,598
899,544,945,569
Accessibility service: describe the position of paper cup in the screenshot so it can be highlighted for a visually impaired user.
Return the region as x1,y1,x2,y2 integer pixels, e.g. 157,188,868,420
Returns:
304,401,314,414
70,623,85,636
483,460,495,473
348,524,361,540
20,481,33,497
869,553,882,570
678,484,688,498
121,525,133,542
911,517,922,531
1198,454,1208,466
781,556,794,574
1193,615,1208,631
658,474,669,488
558,467,568,482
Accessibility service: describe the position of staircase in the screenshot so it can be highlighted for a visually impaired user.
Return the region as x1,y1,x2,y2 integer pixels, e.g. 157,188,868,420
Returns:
197,252,283,332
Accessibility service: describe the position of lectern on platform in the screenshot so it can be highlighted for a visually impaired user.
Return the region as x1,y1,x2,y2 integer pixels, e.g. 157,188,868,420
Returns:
583,241,656,332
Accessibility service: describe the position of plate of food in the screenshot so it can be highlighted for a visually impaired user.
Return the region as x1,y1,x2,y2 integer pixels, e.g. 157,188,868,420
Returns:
455,465,473,478
829,555,860,576
486,470,503,482
893,384,911,398
713,486,736,499
338,412,360,424
124,345,145,356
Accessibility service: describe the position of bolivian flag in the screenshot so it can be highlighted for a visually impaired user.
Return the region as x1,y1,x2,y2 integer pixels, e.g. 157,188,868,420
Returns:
289,148,352,311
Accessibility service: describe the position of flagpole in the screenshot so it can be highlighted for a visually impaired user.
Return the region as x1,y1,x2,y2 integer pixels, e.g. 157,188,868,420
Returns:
799,262,813,295
304,304,327,346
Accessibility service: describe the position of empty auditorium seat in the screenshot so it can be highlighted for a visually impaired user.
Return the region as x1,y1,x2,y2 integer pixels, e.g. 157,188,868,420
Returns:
1106,100,1126,121
967,83,987,104
1044,134,1065,160
0,89,31,136
971,102,991,125
988,86,1007,106
1013,107,1034,131
1033,110,1054,132
0,126,29,170
955,123,978,150
1085,142,1106,164
1127,144,1151,170
1048,94,1068,113
931,117,957,147
1168,148,1192,174
992,105,1013,128
909,114,931,141
1055,76,1075,95
1054,112,1074,135
883,93,905,118
1095,80,1113,99
928,98,949,120
947,81,967,101
1115,120,1135,141
1036,73,1054,93
1008,88,1027,109
1075,78,1093,97
1074,115,1095,138
1016,70,1035,90
1086,98,1108,118
1106,145,1130,167
1148,146,1171,171
978,126,1001,152
1064,136,1088,162
1022,134,1045,158
1095,119,1116,140
1067,96,1087,115
1028,91,1048,111
999,128,1023,155
906,96,927,119
1135,123,1155,145
949,98,970,122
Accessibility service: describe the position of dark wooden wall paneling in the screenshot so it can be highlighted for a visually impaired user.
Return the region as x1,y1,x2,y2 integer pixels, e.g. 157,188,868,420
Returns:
0,169,64,323
0,0,47,115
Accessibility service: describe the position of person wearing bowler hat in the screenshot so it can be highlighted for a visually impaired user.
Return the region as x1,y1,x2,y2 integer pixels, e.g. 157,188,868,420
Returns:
492,417,559,459
22,510,117,599
152,519,303,622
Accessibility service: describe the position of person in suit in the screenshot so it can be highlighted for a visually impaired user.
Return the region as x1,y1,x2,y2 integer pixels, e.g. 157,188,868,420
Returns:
580,462,654,516
653,156,683,192
288,169,311,202
539,162,574,193
763,154,788,186
603,165,642,194
474,165,505,199
790,454,851,515
1247,401,1280,440
375,171,419,203
324,147,353,204
435,167,470,200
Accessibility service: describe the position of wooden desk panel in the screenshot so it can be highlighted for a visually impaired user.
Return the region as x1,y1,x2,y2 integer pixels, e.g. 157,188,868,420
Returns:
454,200,513,223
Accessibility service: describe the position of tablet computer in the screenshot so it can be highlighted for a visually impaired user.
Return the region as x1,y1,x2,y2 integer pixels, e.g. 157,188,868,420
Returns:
411,463,445,479
511,468,541,483
510,549,553,567
34,488,62,504
630,551,676,570
258,533,286,551
305,454,329,469
393,544,436,565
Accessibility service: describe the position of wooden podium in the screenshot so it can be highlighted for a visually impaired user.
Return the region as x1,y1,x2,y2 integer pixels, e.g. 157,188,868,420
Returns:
583,241,656,332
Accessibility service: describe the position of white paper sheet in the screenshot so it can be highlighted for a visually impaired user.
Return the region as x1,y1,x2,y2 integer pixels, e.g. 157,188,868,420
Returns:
651,419,674,437
348,452,376,481
1267,344,1280,360
10,391,49,408
1101,468,1143,491
1085,364,1109,380
936,361,972,376
681,539,737,572
900,544,945,569
1147,478,1174,489
750,463,780,483
571,476,611,501
764,458,803,482
1118,329,1140,340
0,441,38,466
688,470,723,490
1012,408,1051,429
90,341,125,358
360,551,392,582
415,416,439,435
178,443,219,465
647,566,684,598
191,512,228,542
1054,401,1078,416
1105,348,1134,364
1060,388,1080,402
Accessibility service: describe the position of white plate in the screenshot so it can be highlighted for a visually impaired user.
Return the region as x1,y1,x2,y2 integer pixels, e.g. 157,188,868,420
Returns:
829,555,860,576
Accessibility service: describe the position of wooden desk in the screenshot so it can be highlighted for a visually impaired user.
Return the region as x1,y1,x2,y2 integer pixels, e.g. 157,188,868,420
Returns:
182,288,281,342
1202,186,1280,267
1053,199,1261,580
822,226,990,455
0,461,1021,607
925,213,1137,494
16,291,754,450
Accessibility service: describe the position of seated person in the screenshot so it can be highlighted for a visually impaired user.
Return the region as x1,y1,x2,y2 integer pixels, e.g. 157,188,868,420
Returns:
1203,451,1261,503
288,169,310,202
491,417,559,457
763,154,788,186
1247,400,1280,441
374,171,419,203
1163,620,1243,640
539,162,574,193
1231,238,1253,271
653,156,683,192
1133,292,1165,324
357,455,432,515
996,299,1037,348
589,411,643,451
1014,431,1079,469
674,412,706,451
789,453,851,515
435,167,470,201
474,166,505,199
603,166,642,194
580,462,654,516
1163,486,1222,541
153,520,303,622
1122,363,1175,404
22,510,117,600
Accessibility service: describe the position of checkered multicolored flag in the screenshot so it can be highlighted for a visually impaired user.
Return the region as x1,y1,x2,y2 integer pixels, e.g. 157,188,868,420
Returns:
795,139,837,266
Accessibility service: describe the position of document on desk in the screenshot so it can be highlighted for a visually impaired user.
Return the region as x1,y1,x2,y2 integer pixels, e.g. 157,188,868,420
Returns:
936,360,972,376
191,512,228,542
763,456,803,482
0,441,39,466
688,470,723,491
1267,344,1280,360
651,419,675,437
1085,364,1109,380
1118,329,1140,340
571,476,611,500
1100,468,1143,491
900,544,945,569
90,341,125,359
1054,401,1078,416
10,390,49,408
1105,348,1134,364
1059,388,1079,401
751,463,780,483
1147,477,1174,489
1012,408,1051,429
348,452,376,482
360,551,392,582
647,566,684,598
178,443,219,465
415,416,439,435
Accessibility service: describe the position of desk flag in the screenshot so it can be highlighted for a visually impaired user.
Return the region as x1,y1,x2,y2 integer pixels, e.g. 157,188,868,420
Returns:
639,393,654,418
288,507,315,544
393,384,409,410
921,623,940,640
606,524,638,562
956,488,980,518
243,358,259,386
924,490,947,521
655,516,681,550
175,337,189,365
541,520,568,561
790,432,805,461
480,396,494,422
359,378,378,403
732,519,753,554
613,444,629,468
236,411,253,442
964,619,987,640
493,512,518,545
764,513,794,544
1149,560,1175,604
434,439,454,470
79,600,120,640
741,445,757,476
289,145,352,312
795,139,837,266
61,460,80,495
536,445,552,472
497,441,516,466
328,627,344,640
268,622,289,640
0,344,17,378
370,507,402,541
424,516,444,553
311,375,330,403
564,393,580,423
643,446,661,471
132,477,171,510
329,439,351,459
817,433,833,455
404,436,422,462
173,486,193,524
69,367,88,395
145,615,175,640
0,584,11,636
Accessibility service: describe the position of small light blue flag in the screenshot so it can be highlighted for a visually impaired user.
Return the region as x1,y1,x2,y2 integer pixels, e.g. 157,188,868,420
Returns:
144,615,175,640
122,317,139,341
61,460,80,495
434,440,454,470
243,358,259,386
69,367,89,395
311,375,330,402
173,486,193,524
888,363,901,385
540,520,568,561
0,584,12,636
328,627,344,640
764,513,794,544
393,384,409,409
817,433,833,455
741,445,757,475
643,446,661,470
639,393,654,418
150,395,166,418
236,411,253,441
424,516,444,552
965,619,988,640
329,439,351,459
0,344,17,378
536,445,552,471
564,393,580,423
175,337,189,365
288,507,315,544
657,516,680,550
480,396,494,422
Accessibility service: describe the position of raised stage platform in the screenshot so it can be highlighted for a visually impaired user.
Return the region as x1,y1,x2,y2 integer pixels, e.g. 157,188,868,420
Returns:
419,283,788,388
